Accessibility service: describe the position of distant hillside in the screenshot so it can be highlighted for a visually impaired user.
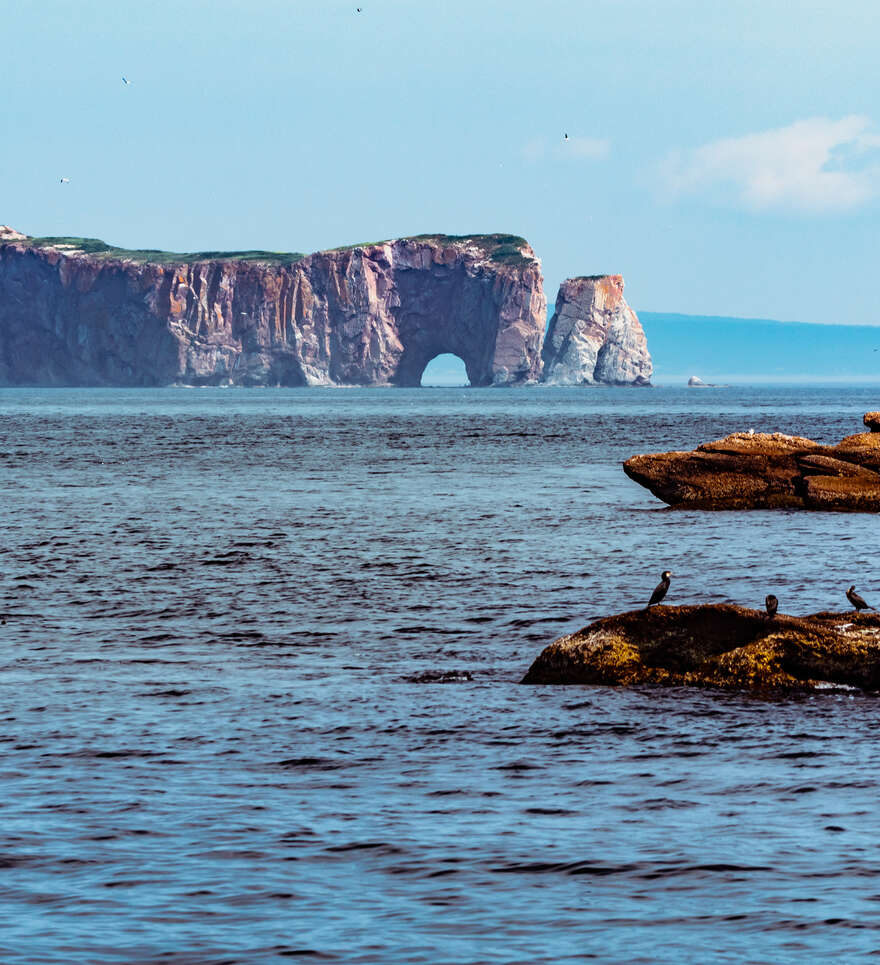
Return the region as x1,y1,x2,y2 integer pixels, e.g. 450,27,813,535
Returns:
638,312,880,383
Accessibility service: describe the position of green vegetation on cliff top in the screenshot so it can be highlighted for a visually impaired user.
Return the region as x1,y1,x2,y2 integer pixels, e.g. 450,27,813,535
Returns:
14,237,306,266
2,232,534,267
317,233,533,265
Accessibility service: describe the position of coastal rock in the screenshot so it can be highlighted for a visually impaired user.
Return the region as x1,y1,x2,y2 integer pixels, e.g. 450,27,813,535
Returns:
623,417,880,511
0,232,545,387
541,274,652,385
521,604,880,692
863,412,880,432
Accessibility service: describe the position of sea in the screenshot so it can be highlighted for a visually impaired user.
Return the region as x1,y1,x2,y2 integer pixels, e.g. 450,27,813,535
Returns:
2,384,880,964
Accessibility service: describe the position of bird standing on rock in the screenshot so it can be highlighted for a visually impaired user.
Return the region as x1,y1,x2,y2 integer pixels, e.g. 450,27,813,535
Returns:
765,594,778,619
846,585,874,611
646,571,672,608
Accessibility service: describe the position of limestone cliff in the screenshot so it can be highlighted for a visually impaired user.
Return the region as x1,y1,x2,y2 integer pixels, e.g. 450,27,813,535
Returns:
0,230,545,387
542,274,652,385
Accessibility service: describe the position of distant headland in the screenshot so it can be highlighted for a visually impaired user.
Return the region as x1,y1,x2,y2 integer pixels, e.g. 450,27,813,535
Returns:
0,226,651,388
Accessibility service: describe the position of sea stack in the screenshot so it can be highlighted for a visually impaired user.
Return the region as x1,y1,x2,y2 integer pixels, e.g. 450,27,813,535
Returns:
541,274,652,386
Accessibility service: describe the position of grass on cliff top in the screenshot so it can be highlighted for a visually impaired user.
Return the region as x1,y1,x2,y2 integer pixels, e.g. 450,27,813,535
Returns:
324,233,534,266
413,233,534,265
13,236,306,265
6,232,534,267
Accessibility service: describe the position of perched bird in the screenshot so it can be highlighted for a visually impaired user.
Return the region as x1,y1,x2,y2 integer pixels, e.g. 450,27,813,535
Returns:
59,177,70,184
846,585,874,611
646,570,672,608
765,594,778,619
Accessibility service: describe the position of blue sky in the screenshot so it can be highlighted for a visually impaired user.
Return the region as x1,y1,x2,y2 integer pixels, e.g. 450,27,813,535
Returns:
3,0,879,323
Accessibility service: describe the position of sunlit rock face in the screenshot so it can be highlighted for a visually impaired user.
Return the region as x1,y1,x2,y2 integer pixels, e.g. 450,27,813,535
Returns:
623,416,880,511
542,274,652,385
0,233,546,387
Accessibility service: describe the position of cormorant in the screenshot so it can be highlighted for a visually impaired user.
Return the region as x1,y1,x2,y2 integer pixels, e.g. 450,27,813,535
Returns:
846,585,874,611
646,570,672,608
765,594,778,619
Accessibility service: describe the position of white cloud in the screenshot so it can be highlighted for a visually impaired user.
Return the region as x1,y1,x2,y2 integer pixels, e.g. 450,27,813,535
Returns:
521,136,610,163
661,116,880,212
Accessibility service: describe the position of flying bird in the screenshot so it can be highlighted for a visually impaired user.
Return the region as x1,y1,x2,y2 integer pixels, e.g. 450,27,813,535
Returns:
646,570,672,608
59,177,70,184
846,585,874,611
563,132,569,141
765,594,778,619
122,76,131,85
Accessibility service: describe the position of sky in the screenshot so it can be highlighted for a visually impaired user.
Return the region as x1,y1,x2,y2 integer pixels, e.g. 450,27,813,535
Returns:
3,0,879,324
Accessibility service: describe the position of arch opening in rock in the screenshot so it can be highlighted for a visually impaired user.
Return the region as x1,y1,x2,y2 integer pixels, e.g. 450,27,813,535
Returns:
419,353,470,387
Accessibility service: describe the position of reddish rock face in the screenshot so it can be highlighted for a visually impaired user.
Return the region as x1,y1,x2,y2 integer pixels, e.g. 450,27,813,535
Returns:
623,419,880,511
542,274,652,385
0,235,546,387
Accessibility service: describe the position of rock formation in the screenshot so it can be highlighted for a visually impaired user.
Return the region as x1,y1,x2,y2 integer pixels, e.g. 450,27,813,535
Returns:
542,274,652,385
521,604,880,692
623,414,880,511
0,232,545,387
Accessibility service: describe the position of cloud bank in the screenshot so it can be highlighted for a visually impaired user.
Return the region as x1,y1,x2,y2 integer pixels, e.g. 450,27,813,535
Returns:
661,116,880,212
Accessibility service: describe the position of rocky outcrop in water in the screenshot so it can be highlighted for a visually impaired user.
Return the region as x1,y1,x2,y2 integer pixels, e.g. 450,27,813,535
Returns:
541,274,652,385
522,604,880,692
623,414,880,511
0,231,545,387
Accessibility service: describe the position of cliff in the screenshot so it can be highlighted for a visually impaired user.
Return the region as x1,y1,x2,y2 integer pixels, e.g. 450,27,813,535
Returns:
623,413,880,511
542,274,652,385
0,230,545,387
522,604,880,692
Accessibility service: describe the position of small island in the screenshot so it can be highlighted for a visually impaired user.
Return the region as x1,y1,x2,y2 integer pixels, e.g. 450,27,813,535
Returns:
0,226,652,388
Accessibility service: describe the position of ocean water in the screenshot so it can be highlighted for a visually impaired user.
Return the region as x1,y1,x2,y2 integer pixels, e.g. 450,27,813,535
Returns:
2,384,880,964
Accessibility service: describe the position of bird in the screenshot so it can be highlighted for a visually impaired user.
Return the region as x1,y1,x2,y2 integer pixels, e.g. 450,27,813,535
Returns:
846,585,874,611
59,177,70,184
765,594,778,619
563,132,569,141
122,75,131,85
646,570,672,608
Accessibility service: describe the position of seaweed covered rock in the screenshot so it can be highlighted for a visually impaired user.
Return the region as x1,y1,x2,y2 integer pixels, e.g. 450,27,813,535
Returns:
521,604,880,692
623,416,880,511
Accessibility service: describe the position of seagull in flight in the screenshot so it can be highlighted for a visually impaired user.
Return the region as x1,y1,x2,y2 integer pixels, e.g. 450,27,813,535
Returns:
122,75,131,86
59,177,70,184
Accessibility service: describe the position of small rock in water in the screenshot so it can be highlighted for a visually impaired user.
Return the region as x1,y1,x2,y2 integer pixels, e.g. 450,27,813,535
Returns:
406,670,474,684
